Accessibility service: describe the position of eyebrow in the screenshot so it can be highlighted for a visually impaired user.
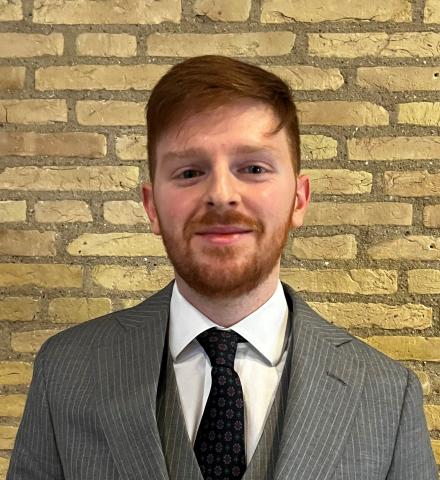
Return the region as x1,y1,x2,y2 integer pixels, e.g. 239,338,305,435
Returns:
162,145,277,163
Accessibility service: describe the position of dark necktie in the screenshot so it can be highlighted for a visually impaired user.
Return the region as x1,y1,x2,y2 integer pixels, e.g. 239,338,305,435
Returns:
194,328,247,480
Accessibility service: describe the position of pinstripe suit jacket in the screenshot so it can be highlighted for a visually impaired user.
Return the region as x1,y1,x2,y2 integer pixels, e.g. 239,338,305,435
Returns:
8,281,437,480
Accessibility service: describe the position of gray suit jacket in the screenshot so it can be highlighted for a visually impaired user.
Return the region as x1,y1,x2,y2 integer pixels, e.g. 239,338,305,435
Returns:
7,281,437,479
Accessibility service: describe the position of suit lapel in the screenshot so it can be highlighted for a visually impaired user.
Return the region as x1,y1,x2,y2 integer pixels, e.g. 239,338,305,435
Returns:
95,282,174,480
274,284,366,480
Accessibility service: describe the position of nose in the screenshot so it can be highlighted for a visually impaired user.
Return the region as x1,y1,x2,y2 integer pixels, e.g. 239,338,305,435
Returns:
205,163,240,208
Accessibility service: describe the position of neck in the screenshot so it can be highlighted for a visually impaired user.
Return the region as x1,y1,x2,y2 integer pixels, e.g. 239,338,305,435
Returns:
174,266,280,328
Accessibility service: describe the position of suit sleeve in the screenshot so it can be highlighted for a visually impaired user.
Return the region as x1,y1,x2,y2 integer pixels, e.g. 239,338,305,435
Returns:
386,369,438,480
7,341,64,480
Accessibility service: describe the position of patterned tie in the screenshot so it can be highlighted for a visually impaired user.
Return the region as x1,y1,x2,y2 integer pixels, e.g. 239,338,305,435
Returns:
194,328,247,480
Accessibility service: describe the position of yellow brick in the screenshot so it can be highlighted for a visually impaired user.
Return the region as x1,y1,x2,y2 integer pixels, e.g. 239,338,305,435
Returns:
49,298,112,323
0,33,63,58
76,101,145,126
281,269,397,295
368,236,440,261
147,32,295,57
425,0,440,23
309,32,440,58
0,297,40,321
0,264,83,288
304,202,412,226
33,0,181,24
0,426,17,450
300,135,337,161
0,456,10,477
115,135,147,160
0,230,56,256
0,166,138,192
348,137,440,160
431,439,440,465
0,0,22,21
67,233,166,257
363,336,440,361
36,64,168,91
92,265,174,291
413,370,431,395
425,405,440,431
309,302,432,330
357,67,440,91
292,235,357,260
0,362,32,385
0,201,26,223
76,33,137,57
193,0,251,20
0,394,26,417
35,200,92,223
0,66,25,91
297,101,388,126
0,99,67,124
267,66,343,91
398,102,440,125
119,299,144,309
408,270,440,294
103,201,148,225
0,132,105,158
11,329,62,354
261,0,411,22
424,206,440,228
302,169,372,195
384,171,440,197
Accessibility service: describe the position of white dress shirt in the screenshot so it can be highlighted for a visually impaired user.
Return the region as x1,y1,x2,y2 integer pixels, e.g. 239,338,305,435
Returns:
169,280,289,464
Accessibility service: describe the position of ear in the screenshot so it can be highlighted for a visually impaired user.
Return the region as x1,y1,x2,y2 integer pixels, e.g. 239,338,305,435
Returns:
290,174,311,229
141,183,161,235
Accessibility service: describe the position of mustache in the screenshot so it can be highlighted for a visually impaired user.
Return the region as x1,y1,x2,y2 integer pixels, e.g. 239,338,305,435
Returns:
184,210,264,237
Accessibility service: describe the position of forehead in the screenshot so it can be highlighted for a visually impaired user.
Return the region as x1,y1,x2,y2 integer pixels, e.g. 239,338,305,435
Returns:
156,99,286,156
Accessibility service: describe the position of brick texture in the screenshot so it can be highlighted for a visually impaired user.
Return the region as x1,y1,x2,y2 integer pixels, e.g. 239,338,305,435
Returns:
1,0,439,466
357,67,440,91
0,201,26,223
281,269,397,294
0,426,17,450
0,394,26,417
303,202,412,226
291,235,357,260
261,0,412,23
0,66,25,90
309,302,432,330
147,32,295,56
0,33,63,58
0,132,106,158
193,0,251,21
297,101,388,126
76,33,137,57
0,100,67,124
309,32,440,58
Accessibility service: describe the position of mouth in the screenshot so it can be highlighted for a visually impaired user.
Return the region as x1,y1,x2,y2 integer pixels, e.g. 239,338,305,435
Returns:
194,226,253,245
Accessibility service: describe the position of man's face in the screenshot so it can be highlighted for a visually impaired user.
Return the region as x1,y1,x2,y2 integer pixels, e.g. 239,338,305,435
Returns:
143,99,310,299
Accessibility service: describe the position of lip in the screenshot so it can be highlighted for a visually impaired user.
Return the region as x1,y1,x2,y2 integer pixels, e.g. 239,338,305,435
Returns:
195,225,253,235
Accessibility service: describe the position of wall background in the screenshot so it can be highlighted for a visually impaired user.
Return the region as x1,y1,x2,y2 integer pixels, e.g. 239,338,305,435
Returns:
0,0,439,475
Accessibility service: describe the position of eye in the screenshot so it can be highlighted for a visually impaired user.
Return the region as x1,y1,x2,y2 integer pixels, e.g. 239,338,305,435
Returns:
242,165,268,174
177,169,203,179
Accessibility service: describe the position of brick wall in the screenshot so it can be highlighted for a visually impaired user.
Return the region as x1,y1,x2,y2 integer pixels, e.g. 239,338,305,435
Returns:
0,0,439,475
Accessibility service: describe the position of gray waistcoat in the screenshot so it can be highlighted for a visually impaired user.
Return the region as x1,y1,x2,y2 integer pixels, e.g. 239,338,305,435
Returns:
156,315,293,480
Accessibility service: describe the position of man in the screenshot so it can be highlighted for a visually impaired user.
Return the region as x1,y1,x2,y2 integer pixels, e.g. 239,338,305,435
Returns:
8,56,437,480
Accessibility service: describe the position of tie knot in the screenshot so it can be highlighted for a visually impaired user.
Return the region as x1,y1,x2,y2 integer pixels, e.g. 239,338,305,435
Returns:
197,328,244,369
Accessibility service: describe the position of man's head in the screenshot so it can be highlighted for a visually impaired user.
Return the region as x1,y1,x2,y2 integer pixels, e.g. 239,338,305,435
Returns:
143,56,310,299
146,55,301,182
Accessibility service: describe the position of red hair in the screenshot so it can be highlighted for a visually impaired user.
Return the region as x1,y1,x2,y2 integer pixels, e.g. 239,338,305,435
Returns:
147,55,300,180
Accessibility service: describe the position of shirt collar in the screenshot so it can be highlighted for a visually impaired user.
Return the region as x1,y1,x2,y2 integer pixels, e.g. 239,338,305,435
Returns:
169,280,288,367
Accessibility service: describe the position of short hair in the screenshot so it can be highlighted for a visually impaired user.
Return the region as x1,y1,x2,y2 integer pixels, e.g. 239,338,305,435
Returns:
146,55,300,181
